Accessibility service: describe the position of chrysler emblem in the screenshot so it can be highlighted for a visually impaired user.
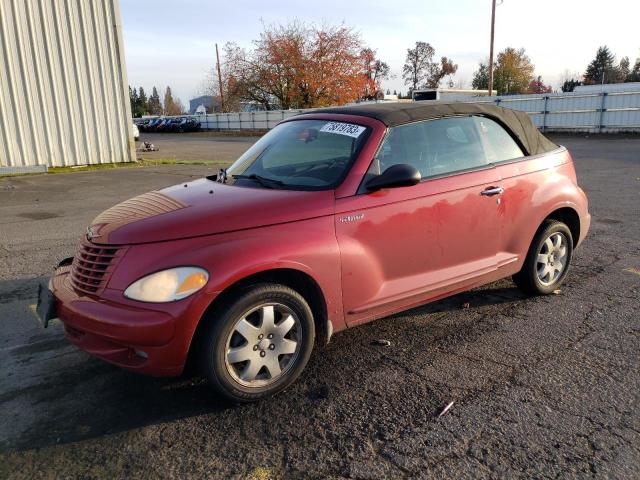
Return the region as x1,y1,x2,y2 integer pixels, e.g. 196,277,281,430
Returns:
86,226,101,241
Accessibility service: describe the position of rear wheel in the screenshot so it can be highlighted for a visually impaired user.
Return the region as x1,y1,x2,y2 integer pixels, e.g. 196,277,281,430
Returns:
200,283,315,402
513,220,573,295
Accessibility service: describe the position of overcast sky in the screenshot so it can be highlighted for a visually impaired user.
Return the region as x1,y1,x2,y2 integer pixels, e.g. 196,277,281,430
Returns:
121,0,640,104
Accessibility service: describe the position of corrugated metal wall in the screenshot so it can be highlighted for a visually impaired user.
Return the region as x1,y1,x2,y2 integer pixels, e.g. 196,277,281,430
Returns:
0,0,135,168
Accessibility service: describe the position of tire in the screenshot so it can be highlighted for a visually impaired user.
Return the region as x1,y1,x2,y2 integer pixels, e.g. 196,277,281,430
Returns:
199,283,315,402
513,220,573,295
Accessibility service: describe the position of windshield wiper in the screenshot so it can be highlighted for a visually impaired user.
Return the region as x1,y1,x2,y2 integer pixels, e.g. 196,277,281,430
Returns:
232,174,285,189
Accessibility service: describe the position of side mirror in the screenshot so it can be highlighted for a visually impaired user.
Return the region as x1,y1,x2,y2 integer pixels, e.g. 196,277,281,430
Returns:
365,164,421,191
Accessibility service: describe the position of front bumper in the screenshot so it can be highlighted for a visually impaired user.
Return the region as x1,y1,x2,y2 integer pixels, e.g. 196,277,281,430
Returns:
51,266,189,376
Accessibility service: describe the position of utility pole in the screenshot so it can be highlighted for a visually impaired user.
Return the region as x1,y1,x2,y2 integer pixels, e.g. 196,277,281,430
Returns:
215,43,225,112
488,0,497,96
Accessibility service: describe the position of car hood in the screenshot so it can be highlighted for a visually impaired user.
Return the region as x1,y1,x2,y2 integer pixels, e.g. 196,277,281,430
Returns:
88,178,335,245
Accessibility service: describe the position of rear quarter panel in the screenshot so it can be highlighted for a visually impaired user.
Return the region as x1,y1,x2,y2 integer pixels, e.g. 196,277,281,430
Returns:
496,147,589,273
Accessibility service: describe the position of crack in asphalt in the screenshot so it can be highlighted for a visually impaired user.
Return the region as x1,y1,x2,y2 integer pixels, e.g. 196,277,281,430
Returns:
364,436,411,479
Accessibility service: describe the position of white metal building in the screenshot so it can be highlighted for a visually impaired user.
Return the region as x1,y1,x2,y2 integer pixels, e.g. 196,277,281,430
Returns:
0,0,135,172
574,82,640,94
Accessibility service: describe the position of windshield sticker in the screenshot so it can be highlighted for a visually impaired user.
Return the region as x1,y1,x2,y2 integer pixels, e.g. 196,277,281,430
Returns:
319,122,366,138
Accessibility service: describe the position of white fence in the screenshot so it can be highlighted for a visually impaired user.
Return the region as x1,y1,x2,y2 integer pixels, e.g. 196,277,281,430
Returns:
198,109,304,130
195,89,640,133
455,90,640,133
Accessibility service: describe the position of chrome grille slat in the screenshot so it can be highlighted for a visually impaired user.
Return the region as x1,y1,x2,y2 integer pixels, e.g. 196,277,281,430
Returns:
70,242,121,295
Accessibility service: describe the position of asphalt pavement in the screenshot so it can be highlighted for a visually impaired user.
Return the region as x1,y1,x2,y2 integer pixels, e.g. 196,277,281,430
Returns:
0,134,638,479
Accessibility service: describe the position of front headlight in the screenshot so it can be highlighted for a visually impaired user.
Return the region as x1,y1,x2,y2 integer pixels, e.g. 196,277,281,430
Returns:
124,267,209,303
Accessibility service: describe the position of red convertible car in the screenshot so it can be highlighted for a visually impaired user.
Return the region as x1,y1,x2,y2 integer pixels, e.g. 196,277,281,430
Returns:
38,102,590,401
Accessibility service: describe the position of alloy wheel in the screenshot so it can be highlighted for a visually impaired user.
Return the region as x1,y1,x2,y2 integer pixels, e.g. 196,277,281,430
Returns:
224,303,301,387
536,232,568,286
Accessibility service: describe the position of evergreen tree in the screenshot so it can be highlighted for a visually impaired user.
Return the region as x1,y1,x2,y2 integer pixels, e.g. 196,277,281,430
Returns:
164,87,175,115
129,86,139,117
618,57,630,82
583,46,617,84
628,58,640,82
472,62,489,90
561,79,581,92
163,87,184,116
147,87,163,115
137,87,148,116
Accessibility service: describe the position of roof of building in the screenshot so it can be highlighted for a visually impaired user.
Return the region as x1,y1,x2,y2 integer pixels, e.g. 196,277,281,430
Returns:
310,101,558,156
573,81,640,94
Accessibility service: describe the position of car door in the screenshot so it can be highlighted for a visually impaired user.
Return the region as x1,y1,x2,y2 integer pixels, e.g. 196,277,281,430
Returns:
335,116,504,326
472,115,529,273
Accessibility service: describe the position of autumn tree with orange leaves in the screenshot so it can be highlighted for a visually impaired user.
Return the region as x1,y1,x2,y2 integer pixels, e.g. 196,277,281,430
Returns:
212,21,387,110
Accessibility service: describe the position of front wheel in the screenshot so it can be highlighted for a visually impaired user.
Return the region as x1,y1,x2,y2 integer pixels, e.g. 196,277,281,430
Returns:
513,220,573,295
200,283,315,402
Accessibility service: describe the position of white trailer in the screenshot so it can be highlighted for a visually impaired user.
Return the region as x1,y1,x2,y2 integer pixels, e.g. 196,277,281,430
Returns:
412,88,496,101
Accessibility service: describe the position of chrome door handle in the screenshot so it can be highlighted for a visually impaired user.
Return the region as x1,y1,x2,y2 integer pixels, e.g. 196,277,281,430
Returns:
481,186,504,196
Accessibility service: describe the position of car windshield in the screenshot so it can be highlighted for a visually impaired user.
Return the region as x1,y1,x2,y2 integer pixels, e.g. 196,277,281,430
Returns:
224,119,370,190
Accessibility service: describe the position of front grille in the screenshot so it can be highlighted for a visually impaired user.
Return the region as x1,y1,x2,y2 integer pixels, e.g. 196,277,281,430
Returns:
70,242,121,295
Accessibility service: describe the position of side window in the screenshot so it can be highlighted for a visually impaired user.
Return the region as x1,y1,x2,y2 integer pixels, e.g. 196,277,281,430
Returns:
366,116,488,180
473,116,524,162
367,121,427,176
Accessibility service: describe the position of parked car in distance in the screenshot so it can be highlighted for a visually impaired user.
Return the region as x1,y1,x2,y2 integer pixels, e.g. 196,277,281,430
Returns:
166,118,184,132
176,116,200,132
135,118,152,132
154,118,173,132
139,117,161,132
39,103,590,402
134,116,200,133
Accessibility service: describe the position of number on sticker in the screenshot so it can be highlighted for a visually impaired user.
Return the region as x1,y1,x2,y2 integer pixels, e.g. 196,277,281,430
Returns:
319,122,366,138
